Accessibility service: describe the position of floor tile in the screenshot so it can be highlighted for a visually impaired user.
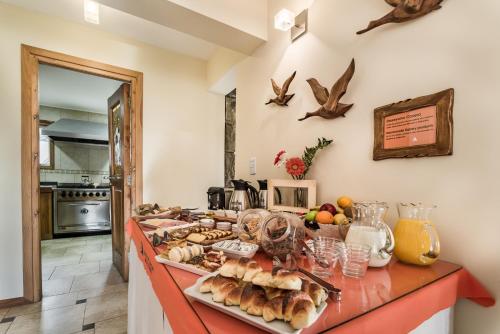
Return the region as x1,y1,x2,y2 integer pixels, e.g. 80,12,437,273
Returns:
0,322,11,334
42,277,74,297
94,314,127,334
0,308,7,321
71,270,124,292
43,240,87,250
84,291,127,325
99,260,113,272
41,248,68,257
64,244,104,256
6,293,78,318
42,266,55,281
51,262,100,280
80,251,112,264
76,283,128,300
42,254,82,268
7,304,85,334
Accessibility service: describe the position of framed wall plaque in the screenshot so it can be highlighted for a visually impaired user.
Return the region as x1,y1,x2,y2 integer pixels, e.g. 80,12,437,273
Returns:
373,88,454,161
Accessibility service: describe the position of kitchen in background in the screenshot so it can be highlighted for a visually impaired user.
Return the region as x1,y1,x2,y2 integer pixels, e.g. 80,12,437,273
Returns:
40,105,110,186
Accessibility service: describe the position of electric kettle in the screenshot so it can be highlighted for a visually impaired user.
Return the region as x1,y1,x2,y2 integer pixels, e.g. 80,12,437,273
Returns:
257,180,282,209
229,179,258,212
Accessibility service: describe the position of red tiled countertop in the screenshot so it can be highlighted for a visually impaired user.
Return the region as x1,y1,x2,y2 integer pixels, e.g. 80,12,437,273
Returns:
127,218,495,334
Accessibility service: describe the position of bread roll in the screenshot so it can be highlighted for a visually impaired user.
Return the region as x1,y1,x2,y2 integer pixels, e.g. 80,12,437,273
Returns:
168,247,183,262
210,275,238,295
251,270,274,287
224,283,248,306
289,299,316,330
273,270,302,290
240,285,265,312
283,291,313,322
199,276,215,293
263,287,284,300
242,262,263,282
219,259,238,278
262,296,285,322
235,258,252,279
246,292,267,316
301,279,327,306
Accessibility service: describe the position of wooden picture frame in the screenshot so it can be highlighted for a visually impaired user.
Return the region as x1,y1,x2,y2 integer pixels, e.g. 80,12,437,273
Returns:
268,179,316,213
373,88,454,161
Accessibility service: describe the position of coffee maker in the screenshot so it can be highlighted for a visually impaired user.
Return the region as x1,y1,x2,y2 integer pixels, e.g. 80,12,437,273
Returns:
207,187,225,210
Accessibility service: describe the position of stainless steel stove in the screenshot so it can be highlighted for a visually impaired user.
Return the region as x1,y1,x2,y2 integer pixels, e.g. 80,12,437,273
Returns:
54,183,111,234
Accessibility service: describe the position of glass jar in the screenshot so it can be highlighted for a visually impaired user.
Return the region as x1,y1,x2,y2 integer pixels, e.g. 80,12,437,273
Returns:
394,203,440,266
237,209,270,246
344,202,395,267
260,212,305,260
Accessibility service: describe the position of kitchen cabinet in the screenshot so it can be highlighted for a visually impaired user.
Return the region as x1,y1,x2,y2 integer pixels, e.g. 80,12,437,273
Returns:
39,187,53,240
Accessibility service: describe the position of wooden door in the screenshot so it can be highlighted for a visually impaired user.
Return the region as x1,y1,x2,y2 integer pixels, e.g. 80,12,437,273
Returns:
108,83,131,280
39,188,53,240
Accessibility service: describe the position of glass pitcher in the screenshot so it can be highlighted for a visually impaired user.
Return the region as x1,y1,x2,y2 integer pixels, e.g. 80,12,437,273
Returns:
344,202,395,267
394,203,440,266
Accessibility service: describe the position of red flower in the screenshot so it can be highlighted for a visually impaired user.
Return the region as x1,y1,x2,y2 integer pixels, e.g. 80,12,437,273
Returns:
274,150,287,166
285,157,306,177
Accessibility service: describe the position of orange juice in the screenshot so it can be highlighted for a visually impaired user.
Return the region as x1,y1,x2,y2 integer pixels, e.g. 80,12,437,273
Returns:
394,218,439,266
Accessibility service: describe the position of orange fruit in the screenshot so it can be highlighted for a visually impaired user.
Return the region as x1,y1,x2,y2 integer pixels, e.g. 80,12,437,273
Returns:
337,196,353,209
315,211,334,224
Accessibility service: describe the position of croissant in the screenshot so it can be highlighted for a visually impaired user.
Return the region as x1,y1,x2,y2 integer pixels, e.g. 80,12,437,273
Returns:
251,269,302,290
240,285,266,314
263,291,317,330
210,275,238,303
301,278,327,307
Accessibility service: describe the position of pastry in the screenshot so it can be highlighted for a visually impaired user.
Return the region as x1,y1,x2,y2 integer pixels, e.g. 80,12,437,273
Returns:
187,233,207,243
262,296,285,322
242,262,263,282
224,283,249,306
283,291,314,322
289,299,316,330
240,285,266,314
301,278,327,307
235,257,252,279
168,247,183,263
251,270,274,287
211,275,239,303
219,259,239,278
200,276,215,293
273,269,302,290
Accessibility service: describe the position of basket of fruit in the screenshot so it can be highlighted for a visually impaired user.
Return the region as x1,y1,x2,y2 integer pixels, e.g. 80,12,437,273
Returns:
304,196,353,240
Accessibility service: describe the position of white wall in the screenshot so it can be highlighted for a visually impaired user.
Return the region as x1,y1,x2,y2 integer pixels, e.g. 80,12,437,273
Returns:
235,0,500,333
0,3,224,299
169,0,268,40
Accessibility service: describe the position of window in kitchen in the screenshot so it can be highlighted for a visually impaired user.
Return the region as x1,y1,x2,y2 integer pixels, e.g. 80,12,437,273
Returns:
39,120,54,169
224,89,236,187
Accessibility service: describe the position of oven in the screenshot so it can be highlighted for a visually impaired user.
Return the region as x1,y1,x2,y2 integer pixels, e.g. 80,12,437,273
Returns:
54,186,111,234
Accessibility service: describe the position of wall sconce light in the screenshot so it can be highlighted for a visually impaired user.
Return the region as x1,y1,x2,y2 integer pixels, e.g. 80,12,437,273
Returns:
274,9,295,31
274,9,308,42
84,0,100,24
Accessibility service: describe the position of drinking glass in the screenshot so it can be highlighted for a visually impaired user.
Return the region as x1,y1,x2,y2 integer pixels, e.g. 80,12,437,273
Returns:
342,243,371,278
311,236,340,278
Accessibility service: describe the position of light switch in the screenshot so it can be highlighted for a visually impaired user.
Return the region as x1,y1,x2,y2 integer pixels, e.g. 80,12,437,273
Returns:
249,157,256,175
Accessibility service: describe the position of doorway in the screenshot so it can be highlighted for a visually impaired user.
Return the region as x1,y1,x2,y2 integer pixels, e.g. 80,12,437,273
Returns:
21,45,143,303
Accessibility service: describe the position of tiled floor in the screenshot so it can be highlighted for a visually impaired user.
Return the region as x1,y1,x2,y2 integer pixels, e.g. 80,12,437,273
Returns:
0,235,128,334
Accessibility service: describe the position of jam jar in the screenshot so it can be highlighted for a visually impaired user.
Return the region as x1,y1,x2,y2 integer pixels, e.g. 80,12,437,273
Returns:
260,212,305,260
237,209,271,246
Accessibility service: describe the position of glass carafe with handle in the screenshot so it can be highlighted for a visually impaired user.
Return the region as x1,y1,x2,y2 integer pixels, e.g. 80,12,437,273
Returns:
345,202,395,267
394,203,440,266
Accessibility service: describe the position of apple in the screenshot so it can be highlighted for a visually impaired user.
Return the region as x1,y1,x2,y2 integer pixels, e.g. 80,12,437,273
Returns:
319,203,337,216
305,210,318,222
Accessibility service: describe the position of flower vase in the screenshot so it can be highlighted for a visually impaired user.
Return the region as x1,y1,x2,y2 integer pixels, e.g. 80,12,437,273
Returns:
294,188,307,208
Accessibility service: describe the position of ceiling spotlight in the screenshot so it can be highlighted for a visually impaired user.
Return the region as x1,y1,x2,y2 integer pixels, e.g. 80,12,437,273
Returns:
274,9,295,32
84,0,100,24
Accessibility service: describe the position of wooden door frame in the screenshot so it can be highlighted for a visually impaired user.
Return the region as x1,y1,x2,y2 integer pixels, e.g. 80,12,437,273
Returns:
21,44,143,302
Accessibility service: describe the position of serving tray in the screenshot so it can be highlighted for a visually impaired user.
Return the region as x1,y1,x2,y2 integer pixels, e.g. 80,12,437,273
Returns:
155,255,211,276
184,272,328,334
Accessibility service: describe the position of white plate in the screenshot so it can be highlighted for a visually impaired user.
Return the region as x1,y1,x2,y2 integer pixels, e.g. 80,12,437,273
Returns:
212,240,259,259
155,255,211,276
184,272,328,334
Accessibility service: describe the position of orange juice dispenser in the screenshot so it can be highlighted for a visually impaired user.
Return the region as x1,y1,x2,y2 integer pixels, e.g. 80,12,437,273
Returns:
394,203,440,266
